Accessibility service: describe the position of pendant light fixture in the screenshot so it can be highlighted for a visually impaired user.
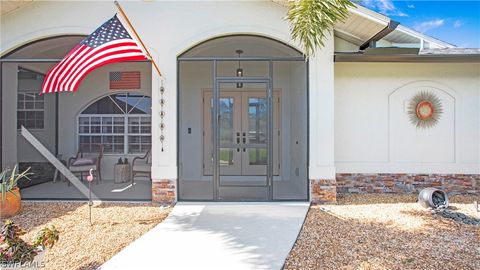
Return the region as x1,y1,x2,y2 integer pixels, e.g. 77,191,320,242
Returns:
235,49,243,88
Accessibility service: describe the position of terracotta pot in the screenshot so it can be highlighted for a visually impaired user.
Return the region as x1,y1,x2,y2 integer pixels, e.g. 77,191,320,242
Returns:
0,187,22,218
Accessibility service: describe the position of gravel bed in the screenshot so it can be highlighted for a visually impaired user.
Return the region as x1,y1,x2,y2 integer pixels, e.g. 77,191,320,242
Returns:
1,202,170,270
285,194,480,270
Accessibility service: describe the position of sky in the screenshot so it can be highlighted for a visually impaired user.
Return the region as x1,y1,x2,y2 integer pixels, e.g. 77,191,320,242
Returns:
358,1,480,48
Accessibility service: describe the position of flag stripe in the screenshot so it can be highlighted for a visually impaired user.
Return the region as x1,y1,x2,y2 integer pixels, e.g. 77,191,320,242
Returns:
61,42,143,91
55,45,93,92
66,46,144,91
40,15,148,94
72,54,146,91
48,45,91,93
58,40,139,91
41,45,86,93
48,45,92,93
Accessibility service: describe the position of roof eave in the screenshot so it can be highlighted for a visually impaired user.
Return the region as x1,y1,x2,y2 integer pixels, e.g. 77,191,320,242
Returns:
334,53,480,63
345,4,456,49
395,25,456,48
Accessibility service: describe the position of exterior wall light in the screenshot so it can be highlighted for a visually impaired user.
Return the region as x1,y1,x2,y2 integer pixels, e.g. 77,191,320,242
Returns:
236,49,243,88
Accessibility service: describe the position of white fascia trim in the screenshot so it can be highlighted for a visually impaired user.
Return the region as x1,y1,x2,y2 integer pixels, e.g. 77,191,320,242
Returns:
396,25,456,48
348,3,455,49
348,4,389,26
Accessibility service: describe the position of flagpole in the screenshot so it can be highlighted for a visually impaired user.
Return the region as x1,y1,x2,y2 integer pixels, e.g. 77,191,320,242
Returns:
114,0,163,77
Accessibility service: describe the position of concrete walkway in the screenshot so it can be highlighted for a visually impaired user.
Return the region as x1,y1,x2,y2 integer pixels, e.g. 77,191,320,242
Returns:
100,202,309,270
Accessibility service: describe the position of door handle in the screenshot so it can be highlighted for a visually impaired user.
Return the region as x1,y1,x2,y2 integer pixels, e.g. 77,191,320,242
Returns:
242,137,246,144
237,137,240,144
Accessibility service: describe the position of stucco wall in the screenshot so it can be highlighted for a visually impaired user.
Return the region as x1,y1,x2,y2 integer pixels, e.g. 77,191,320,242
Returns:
1,0,336,184
334,63,480,174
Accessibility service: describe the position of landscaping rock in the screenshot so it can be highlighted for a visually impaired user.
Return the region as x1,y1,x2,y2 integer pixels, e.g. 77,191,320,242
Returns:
1,202,170,270
284,194,480,270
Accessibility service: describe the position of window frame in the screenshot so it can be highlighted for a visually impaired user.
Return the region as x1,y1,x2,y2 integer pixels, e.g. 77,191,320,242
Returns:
77,93,152,155
17,92,45,130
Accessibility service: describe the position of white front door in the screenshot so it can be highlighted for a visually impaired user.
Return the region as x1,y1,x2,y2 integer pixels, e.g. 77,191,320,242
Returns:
203,90,280,176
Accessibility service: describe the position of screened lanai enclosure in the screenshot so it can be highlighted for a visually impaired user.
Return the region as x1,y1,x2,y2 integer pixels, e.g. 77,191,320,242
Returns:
178,35,308,201
1,36,152,200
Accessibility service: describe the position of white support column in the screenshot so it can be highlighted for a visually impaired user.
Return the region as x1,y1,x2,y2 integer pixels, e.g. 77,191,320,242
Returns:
150,57,177,204
308,32,336,203
2,63,18,170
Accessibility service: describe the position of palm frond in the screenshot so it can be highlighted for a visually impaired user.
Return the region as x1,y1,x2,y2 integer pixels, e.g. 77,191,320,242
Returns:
286,0,354,57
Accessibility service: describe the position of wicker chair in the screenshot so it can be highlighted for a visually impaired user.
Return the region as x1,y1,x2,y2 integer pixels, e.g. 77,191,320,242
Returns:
68,144,103,184
131,149,151,183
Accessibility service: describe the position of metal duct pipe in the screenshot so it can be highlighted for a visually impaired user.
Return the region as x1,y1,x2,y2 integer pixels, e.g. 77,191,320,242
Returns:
418,188,449,209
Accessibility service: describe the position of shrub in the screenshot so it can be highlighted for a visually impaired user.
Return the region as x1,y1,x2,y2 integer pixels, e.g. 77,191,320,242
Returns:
0,220,59,265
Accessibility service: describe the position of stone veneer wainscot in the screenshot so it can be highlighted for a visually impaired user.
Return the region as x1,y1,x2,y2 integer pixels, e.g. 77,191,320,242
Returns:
336,173,479,195
310,174,478,204
153,174,478,204
152,179,176,204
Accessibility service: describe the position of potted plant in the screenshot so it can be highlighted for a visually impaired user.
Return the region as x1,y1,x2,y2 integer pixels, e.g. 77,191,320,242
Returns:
0,220,59,269
0,166,31,218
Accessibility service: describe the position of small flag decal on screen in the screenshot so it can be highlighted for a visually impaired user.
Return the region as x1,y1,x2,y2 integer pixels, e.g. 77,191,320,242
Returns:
109,71,141,89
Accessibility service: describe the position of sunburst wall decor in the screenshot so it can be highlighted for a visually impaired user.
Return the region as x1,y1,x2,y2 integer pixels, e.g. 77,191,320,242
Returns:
407,91,443,129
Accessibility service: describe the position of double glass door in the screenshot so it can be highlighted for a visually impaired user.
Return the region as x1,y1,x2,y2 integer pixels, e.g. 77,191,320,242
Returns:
203,81,279,200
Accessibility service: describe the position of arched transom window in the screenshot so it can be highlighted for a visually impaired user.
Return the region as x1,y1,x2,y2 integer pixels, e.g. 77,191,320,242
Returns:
78,93,151,154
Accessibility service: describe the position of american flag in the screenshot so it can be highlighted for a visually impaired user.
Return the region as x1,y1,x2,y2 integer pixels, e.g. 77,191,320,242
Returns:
41,15,147,94
109,71,141,89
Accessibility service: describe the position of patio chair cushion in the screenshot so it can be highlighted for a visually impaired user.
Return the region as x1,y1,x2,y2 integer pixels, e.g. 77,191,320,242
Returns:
133,164,151,173
69,165,97,173
71,157,97,167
